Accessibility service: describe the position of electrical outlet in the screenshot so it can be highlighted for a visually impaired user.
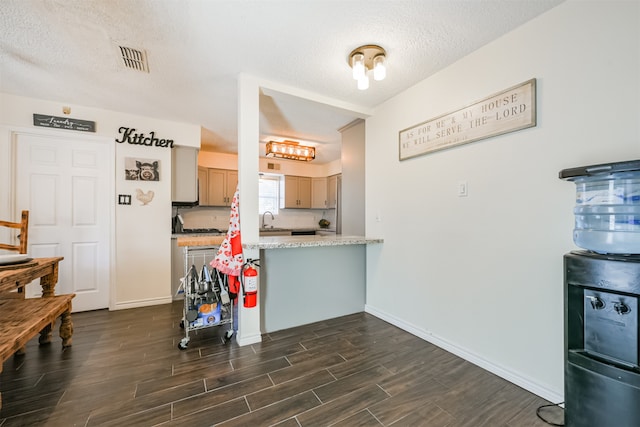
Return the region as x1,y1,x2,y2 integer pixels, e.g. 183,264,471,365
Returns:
458,181,468,197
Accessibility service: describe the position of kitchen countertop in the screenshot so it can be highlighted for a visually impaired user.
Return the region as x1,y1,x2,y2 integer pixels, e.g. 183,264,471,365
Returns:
172,228,335,239
171,232,226,238
243,235,383,249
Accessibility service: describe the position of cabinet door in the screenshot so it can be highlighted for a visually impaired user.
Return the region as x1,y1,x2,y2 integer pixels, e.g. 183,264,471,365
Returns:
298,177,312,208
283,175,300,208
327,175,338,208
311,177,327,209
207,169,227,206
171,146,199,203
226,170,238,205
198,167,208,205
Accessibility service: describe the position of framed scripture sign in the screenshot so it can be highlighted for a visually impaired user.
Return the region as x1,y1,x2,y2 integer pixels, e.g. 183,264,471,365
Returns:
399,78,536,161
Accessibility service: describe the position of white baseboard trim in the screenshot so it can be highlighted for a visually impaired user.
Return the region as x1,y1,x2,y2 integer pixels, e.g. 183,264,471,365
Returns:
364,304,564,404
112,296,173,311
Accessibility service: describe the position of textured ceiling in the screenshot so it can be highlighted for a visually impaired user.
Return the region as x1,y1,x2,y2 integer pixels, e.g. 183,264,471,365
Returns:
0,0,564,163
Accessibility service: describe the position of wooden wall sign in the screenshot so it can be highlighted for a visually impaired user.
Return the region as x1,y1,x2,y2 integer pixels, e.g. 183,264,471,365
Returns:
399,79,536,161
33,114,96,132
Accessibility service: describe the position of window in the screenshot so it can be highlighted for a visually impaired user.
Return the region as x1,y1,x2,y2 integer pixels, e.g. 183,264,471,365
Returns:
258,174,280,214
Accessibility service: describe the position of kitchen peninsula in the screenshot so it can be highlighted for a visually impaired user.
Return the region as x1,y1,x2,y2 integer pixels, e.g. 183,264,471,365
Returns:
244,234,383,333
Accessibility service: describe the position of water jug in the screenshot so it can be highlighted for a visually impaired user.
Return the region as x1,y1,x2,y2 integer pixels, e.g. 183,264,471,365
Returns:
560,160,640,254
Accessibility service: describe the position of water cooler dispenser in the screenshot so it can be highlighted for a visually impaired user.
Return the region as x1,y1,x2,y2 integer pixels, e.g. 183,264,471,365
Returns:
560,160,640,427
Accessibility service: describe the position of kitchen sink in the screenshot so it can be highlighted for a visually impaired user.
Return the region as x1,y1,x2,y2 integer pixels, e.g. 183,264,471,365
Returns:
259,228,292,236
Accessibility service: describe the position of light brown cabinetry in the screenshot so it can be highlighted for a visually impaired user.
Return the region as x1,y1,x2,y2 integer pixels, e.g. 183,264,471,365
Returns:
198,167,237,206
327,174,338,208
172,146,199,203
281,175,311,208
311,177,328,209
198,167,208,204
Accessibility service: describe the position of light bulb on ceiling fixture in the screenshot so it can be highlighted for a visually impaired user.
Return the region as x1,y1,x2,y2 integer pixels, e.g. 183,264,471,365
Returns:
357,75,369,90
373,54,386,81
351,52,365,80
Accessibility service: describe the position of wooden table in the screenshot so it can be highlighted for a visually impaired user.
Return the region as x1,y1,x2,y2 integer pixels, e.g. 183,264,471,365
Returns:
0,256,63,295
0,257,74,409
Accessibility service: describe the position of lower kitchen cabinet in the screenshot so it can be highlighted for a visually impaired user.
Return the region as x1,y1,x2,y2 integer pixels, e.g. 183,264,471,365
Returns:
171,238,184,300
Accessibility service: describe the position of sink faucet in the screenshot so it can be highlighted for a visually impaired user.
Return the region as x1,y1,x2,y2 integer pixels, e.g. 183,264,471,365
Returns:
262,211,274,228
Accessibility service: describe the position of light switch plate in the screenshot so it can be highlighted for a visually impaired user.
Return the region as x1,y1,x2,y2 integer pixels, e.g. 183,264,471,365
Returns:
458,181,468,197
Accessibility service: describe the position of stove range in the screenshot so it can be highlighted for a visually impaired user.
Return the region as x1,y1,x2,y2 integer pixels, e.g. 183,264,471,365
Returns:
181,228,224,234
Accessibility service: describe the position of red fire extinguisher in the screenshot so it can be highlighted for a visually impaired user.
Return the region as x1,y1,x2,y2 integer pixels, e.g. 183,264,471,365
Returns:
241,259,259,308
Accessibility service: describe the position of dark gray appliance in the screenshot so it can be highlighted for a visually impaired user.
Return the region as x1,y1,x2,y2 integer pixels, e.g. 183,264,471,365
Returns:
564,251,640,427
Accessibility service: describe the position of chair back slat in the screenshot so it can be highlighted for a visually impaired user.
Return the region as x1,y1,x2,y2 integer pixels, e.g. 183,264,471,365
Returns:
0,211,29,254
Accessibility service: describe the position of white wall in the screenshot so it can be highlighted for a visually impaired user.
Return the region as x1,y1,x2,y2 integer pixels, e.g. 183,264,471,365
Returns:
0,93,200,310
365,0,639,402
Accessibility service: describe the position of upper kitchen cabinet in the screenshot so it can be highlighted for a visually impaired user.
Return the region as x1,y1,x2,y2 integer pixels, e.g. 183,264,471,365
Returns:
281,175,311,209
172,146,199,205
198,167,208,205
200,168,238,206
311,177,327,209
327,174,339,209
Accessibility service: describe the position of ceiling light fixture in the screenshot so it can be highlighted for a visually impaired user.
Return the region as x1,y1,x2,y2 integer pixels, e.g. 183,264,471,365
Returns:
348,45,386,90
265,140,316,162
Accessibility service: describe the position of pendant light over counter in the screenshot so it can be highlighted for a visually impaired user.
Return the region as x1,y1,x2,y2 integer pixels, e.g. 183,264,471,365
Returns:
265,140,316,162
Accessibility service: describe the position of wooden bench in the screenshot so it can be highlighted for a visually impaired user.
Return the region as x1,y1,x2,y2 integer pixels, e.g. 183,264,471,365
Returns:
0,294,75,362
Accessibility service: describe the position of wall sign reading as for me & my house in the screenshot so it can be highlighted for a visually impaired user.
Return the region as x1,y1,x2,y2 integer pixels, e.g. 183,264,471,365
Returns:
399,79,536,160
115,127,174,148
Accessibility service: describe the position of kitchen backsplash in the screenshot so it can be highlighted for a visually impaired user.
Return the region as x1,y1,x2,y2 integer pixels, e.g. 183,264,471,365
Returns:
174,206,336,231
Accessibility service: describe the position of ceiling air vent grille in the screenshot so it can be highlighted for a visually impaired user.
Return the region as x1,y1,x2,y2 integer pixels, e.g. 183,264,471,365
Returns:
119,46,149,72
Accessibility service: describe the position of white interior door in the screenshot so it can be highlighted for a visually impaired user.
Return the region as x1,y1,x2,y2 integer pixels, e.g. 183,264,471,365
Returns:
14,131,112,312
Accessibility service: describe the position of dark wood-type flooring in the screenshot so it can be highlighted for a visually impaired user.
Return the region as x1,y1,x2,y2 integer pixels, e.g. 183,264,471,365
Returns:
0,301,564,426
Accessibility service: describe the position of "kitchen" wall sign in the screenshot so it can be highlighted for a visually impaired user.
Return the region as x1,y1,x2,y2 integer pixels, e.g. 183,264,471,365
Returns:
115,127,175,148
399,78,536,161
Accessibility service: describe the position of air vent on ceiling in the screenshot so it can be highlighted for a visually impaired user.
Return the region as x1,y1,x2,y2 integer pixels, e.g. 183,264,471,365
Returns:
119,45,149,72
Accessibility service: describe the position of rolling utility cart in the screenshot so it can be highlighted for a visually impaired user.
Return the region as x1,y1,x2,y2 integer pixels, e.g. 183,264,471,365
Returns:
176,236,234,350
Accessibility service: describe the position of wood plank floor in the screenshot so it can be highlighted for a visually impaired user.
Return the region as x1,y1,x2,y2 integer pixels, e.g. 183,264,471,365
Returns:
0,301,564,426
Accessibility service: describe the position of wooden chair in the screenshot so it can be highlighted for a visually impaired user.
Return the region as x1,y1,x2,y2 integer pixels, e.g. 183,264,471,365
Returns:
0,210,29,254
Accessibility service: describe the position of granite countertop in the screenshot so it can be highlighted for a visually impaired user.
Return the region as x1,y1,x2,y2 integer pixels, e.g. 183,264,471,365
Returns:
243,235,383,249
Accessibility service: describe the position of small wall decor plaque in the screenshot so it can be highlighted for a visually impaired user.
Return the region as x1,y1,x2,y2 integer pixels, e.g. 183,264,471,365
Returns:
399,79,536,161
125,157,160,181
135,189,155,205
33,114,96,132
